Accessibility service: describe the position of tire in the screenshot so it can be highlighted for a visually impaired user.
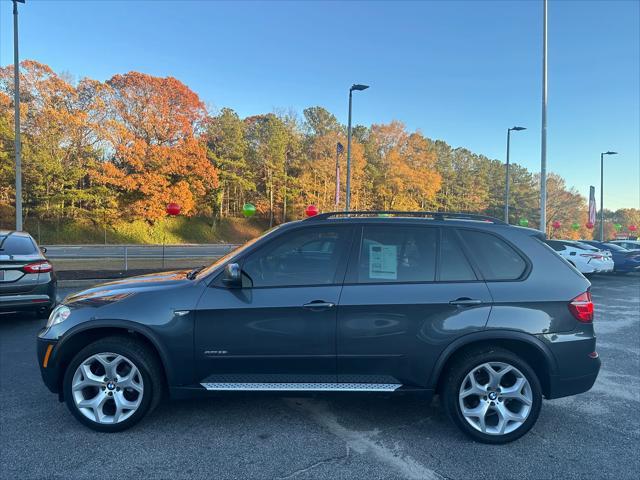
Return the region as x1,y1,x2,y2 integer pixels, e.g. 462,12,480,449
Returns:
63,336,164,432
442,347,542,444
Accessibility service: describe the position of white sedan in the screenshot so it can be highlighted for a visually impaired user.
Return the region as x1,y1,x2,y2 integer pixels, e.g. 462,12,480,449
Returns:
545,240,615,274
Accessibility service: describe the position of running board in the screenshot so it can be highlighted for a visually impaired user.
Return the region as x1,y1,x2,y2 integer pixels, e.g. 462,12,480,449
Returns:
200,382,402,392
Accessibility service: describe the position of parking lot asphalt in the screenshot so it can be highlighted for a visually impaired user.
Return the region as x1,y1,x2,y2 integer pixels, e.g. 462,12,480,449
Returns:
1,274,638,480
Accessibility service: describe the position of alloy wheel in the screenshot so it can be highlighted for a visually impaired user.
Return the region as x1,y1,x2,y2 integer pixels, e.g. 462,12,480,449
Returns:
458,361,533,435
71,352,144,424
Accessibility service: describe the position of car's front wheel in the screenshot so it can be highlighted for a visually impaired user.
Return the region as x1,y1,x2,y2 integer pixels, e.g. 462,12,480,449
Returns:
442,347,542,444
63,336,163,432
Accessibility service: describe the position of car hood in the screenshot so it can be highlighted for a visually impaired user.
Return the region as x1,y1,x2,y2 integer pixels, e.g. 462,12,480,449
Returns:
64,270,193,306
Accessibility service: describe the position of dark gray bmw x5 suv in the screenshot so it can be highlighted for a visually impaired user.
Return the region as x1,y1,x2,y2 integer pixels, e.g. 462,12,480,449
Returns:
37,212,600,443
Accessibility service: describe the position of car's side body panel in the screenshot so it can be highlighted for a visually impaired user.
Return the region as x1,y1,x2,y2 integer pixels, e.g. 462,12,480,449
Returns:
36,217,600,409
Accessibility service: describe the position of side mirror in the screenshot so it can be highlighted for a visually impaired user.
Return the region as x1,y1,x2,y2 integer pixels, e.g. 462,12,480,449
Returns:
222,263,242,288
40,246,47,254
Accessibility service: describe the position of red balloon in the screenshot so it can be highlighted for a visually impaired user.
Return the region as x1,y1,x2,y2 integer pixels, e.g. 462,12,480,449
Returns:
305,205,319,217
552,220,561,229
166,202,181,216
586,222,594,229
629,225,638,232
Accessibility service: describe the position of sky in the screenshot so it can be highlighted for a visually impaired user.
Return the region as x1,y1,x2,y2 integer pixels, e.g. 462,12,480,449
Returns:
0,0,638,210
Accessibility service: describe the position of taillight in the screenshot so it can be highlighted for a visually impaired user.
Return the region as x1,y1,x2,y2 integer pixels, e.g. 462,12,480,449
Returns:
580,253,604,260
568,291,594,323
23,261,53,274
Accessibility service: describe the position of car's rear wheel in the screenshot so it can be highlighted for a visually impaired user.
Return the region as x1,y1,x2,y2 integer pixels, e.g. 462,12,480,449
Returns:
63,336,163,432
442,347,542,444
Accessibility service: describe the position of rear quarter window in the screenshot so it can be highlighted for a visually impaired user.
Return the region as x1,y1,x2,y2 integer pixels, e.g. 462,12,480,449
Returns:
0,235,38,255
458,230,527,280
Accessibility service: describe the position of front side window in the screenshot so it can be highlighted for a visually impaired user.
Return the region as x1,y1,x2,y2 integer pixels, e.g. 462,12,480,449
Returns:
242,226,350,287
357,226,437,283
459,230,527,280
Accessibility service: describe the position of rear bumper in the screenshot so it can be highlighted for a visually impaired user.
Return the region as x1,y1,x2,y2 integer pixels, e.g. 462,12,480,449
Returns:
0,294,54,311
37,336,60,394
542,331,602,399
547,356,601,399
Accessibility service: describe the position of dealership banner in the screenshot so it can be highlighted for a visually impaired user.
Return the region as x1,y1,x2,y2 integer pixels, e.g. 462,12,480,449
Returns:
588,186,596,225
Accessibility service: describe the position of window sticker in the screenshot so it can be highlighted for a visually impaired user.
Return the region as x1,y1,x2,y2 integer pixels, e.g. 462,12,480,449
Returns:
369,244,398,279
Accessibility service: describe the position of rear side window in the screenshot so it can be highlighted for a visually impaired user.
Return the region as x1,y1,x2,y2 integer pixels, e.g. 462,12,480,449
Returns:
459,230,527,280
0,235,37,255
357,226,437,283
439,229,477,281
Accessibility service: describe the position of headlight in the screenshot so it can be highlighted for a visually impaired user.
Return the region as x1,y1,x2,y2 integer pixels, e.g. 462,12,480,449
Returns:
46,305,71,328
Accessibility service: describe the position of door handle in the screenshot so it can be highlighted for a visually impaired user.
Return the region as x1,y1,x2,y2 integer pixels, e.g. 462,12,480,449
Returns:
449,298,483,307
303,301,335,311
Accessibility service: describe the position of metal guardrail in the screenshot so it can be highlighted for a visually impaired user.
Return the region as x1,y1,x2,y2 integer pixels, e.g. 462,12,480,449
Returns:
43,244,240,271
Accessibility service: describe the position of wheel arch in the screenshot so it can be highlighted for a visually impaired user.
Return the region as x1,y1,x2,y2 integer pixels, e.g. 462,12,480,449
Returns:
53,321,172,399
430,330,558,397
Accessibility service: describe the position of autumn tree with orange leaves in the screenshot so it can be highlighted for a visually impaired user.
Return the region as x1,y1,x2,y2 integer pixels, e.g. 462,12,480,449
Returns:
95,72,218,221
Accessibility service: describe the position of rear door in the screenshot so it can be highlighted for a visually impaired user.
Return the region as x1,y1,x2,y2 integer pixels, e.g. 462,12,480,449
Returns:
0,234,42,295
336,225,492,388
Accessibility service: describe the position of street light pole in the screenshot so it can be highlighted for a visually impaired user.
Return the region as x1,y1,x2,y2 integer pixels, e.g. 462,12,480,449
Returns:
504,126,526,223
540,0,548,234
346,84,368,212
599,151,618,241
13,0,25,231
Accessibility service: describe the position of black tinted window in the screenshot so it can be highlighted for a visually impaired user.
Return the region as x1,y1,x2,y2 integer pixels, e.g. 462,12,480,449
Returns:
545,240,565,252
242,227,350,287
440,229,476,281
357,226,437,283
0,235,37,255
460,230,526,280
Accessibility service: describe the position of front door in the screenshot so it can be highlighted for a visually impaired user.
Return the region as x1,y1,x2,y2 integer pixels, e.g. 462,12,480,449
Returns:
195,225,354,386
337,225,492,387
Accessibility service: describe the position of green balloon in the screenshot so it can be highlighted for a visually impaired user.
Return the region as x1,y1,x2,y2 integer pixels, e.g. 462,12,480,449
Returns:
242,203,256,218
519,218,529,227
571,222,580,230
614,223,622,231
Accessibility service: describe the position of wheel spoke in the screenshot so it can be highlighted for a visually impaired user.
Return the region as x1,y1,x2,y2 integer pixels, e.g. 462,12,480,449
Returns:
460,374,487,398
500,377,532,405
462,402,490,433
73,364,103,390
118,365,143,392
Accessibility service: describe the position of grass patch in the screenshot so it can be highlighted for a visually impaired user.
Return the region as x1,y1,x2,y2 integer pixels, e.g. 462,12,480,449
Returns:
19,217,270,245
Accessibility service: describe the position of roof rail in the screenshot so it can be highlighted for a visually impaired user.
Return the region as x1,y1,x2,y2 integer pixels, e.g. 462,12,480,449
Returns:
305,211,507,224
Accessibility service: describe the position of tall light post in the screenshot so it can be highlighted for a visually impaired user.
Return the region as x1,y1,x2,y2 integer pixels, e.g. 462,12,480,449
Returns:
599,151,618,241
540,0,548,233
13,0,25,231
346,83,368,212
504,126,526,223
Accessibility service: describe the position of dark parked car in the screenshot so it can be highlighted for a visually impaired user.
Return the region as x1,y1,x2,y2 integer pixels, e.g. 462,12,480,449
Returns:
1,230,56,317
580,240,640,274
37,212,600,444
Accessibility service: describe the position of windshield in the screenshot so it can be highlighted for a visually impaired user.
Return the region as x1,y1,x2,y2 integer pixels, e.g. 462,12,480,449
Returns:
194,225,283,279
